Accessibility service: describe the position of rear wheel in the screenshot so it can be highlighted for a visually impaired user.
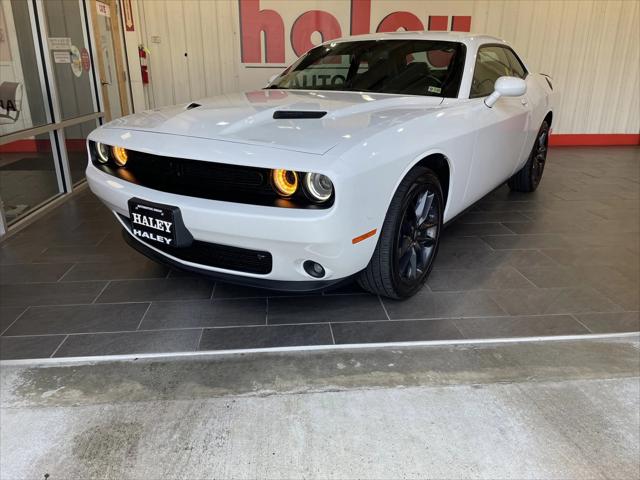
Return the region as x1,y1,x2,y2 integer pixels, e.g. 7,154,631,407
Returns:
508,120,549,192
358,167,443,299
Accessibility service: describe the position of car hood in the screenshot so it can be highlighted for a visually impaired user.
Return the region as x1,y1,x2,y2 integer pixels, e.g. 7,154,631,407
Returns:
103,90,445,155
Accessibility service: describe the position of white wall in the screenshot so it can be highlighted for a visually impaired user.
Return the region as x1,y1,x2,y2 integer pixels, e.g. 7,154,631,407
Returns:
127,0,639,135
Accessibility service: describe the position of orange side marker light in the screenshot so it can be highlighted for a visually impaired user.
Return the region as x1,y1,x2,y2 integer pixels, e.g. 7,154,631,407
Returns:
352,229,377,244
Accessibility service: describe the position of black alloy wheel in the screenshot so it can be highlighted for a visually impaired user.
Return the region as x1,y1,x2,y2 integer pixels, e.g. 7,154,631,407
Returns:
358,167,443,299
508,120,550,192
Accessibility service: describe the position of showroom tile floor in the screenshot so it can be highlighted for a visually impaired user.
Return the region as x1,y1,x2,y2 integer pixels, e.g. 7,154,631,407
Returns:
0,147,638,360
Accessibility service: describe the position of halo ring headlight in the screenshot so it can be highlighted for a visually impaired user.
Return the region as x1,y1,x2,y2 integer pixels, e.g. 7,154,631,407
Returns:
272,169,298,197
112,146,128,167
304,172,333,202
96,142,110,164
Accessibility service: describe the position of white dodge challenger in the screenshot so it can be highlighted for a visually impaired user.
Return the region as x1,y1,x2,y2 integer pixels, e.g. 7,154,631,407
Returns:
87,32,554,299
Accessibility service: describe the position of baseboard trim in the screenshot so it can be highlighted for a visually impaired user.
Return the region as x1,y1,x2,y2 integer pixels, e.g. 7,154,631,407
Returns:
550,134,640,147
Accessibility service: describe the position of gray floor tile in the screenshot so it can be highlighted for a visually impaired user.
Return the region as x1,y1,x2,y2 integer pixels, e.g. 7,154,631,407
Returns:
427,267,535,291
541,247,636,268
433,249,559,270
482,234,573,250
199,324,333,350
0,335,66,360
458,211,531,224
574,312,640,333
454,315,589,339
4,303,149,336
0,281,107,308
502,221,589,235
331,319,463,344
95,278,214,303
443,222,515,237
141,299,266,329
593,284,640,311
0,263,72,284
0,306,26,334
54,329,201,357
268,294,387,324
516,265,633,289
383,290,506,320
489,287,622,316
34,244,141,263
61,259,169,281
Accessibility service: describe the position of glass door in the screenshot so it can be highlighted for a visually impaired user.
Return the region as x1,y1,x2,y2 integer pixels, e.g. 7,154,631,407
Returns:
92,0,129,122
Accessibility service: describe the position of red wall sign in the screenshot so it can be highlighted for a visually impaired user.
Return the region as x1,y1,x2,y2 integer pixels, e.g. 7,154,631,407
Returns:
239,0,472,63
80,47,91,72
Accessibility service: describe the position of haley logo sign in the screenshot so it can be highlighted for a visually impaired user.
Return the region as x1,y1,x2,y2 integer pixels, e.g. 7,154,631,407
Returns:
239,0,472,64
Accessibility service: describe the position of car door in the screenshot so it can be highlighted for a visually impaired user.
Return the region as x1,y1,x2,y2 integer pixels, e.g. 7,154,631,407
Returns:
464,45,531,205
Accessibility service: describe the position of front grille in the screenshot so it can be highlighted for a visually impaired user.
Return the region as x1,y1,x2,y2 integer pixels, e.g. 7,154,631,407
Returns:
153,239,273,275
121,216,272,274
90,143,333,209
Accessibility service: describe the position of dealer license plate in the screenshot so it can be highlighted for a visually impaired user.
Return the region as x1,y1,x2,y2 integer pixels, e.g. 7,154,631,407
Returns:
127,198,192,248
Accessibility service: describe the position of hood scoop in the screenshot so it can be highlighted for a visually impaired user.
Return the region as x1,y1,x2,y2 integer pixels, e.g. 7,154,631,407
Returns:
186,102,201,110
273,110,327,119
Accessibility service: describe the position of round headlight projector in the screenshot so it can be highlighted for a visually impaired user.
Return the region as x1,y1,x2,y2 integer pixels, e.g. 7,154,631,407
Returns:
96,142,110,163
304,172,333,202
271,169,298,197
112,146,128,167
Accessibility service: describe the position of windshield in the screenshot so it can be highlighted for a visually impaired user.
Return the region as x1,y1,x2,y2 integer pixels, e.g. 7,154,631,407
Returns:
268,40,466,98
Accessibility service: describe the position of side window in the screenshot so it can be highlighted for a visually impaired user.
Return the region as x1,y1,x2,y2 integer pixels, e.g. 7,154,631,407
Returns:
470,46,513,98
504,49,527,79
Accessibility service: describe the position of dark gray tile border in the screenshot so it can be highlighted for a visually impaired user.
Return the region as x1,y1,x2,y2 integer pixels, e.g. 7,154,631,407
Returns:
198,324,333,350
574,312,640,333
54,329,202,357
60,259,169,281
383,290,506,320
331,319,463,344
0,281,107,308
0,263,73,284
488,287,622,316
0,335,67,360
268,294,387,324
141,299,266,329
427,267,535,292
0,306,27,334
95,278,214,303
454,315,589,339
3,303,149,336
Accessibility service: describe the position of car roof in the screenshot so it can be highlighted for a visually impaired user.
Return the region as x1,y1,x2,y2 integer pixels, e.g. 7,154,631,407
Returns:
324,32,507,49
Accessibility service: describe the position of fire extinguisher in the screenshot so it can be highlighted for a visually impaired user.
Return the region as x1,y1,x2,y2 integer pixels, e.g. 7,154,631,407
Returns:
139,45,149,84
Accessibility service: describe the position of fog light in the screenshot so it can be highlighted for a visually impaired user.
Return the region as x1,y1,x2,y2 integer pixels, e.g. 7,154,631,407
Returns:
303,260,325,278
272,169,298,197
112,146,128,166
96,142,110,163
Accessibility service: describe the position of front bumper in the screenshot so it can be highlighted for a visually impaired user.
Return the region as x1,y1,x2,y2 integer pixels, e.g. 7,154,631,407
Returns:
87,163,378,283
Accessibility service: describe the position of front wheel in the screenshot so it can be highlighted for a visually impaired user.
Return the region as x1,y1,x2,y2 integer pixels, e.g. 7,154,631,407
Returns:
358,167,443,299
508,120,550,192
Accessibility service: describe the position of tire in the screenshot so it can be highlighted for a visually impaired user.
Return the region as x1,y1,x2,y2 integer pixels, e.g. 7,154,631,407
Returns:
508,120,550,193
357,167,443,299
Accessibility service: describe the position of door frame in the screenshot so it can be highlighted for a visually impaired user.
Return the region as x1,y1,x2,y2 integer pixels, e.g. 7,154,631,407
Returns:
90,0,129,121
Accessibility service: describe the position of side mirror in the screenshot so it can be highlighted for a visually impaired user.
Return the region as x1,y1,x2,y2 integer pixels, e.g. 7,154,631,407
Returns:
484,76,527,108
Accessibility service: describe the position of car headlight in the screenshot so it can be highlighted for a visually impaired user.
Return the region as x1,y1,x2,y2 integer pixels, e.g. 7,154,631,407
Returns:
96,142,110,163
304,172,333,202
112,146,128,167
271,169,298,197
